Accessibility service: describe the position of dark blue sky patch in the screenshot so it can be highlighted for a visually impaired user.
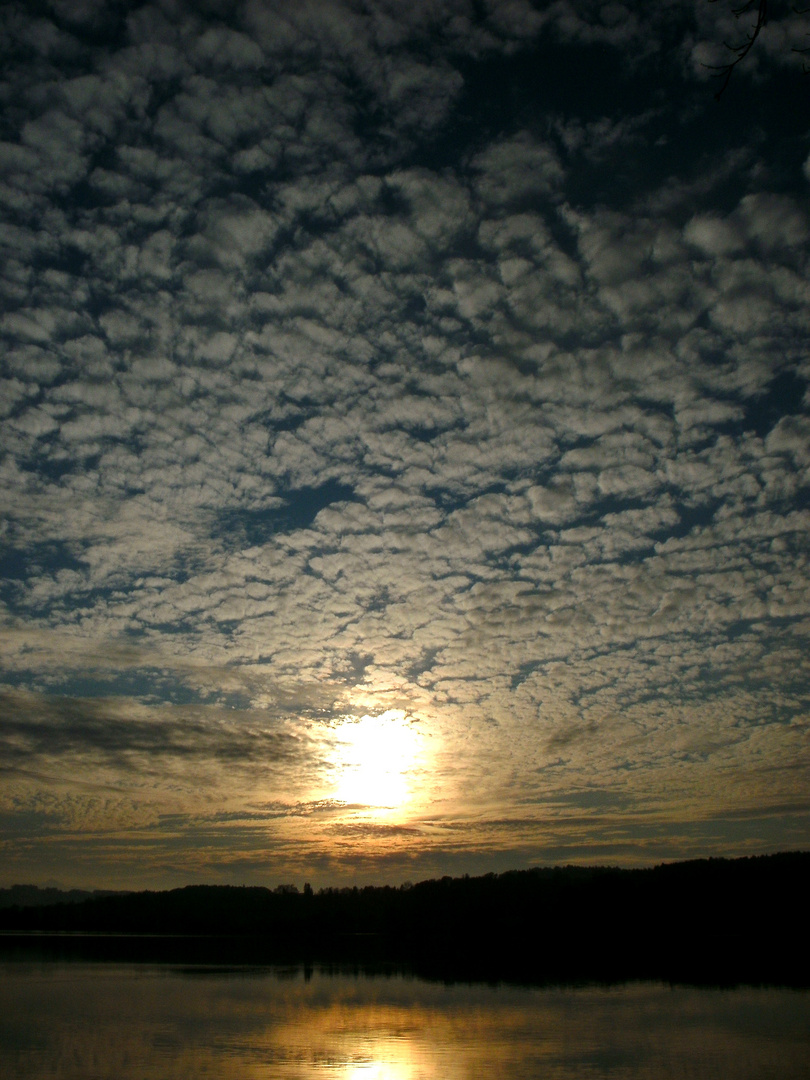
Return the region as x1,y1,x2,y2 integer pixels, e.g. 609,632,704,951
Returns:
0,669,40,691
0,548,34,585
16,448,78,482
570,680,619,709
655,500,721,543
363,587,391,615
743,368,808,439
25,669,204,708
488,538,544,573
510,660,545,692
212,481,358,546
452,46,642,156
0,540,85,588
331,651,373,684
407,647,441,683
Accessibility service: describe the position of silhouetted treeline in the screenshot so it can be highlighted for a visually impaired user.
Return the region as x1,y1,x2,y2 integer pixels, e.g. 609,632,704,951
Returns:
0,885,125,910
1,852,807,984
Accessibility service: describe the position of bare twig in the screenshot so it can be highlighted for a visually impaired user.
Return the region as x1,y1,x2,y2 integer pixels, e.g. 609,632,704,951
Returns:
794,4,810,70
705,0,768,98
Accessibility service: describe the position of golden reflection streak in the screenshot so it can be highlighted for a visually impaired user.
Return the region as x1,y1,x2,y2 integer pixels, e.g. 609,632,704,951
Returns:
326,1056,416,1079
274,1004,464,1079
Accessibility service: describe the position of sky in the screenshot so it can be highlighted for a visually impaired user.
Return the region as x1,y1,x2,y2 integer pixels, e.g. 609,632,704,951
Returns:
1,0,809,891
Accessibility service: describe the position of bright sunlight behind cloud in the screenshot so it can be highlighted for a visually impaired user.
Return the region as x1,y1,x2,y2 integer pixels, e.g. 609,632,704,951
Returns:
332,712,423,811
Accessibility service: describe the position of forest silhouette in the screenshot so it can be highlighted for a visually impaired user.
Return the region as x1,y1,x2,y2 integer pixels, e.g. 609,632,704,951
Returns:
1,852,807,984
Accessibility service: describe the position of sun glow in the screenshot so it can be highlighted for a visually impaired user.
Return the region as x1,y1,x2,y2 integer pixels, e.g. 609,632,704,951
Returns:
332,711,421,810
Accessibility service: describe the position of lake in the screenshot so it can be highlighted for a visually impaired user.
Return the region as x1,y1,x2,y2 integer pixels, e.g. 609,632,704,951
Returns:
1,960,808,1078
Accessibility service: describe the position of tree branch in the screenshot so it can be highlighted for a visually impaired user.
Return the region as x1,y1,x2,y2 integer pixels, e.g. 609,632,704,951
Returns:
705,0,768,98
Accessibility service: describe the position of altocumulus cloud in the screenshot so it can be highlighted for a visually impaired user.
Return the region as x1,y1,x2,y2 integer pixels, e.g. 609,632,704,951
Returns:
0,0,809,888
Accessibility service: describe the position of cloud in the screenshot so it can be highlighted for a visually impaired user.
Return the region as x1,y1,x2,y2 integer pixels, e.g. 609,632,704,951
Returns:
471,133,565,207
0,0,808,886
0,690,298,767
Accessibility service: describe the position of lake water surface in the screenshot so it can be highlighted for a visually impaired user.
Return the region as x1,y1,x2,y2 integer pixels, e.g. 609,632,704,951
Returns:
1,960,808,1079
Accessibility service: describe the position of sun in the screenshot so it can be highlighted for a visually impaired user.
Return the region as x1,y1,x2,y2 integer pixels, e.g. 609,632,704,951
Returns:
332,711,421,810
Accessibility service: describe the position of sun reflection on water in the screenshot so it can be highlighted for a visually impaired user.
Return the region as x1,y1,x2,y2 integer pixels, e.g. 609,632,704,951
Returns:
329,1058,414,1079
4,964,809,1080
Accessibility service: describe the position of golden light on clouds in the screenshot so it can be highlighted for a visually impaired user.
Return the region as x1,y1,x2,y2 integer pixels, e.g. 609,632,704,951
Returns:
331,711,424,811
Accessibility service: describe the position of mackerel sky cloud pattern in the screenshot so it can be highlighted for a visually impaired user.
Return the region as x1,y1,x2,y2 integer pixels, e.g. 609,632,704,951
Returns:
1,0,808,888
